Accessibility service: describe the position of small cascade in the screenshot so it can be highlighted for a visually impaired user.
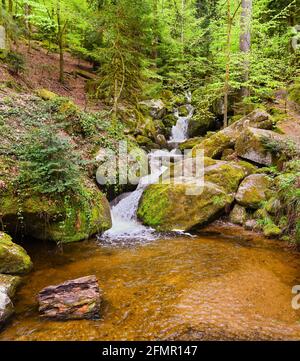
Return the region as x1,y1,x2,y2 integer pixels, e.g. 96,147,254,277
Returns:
169,93,194,144
100,93,193,244
100,150,178,244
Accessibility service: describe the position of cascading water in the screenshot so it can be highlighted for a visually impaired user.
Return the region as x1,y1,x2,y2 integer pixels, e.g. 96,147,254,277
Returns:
100,93,193,244
169,92,194,143
100,150,181,244
169,104,194,143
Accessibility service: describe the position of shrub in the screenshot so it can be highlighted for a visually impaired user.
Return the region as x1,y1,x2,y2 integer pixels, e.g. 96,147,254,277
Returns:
16,125,83,195
6,51,26,75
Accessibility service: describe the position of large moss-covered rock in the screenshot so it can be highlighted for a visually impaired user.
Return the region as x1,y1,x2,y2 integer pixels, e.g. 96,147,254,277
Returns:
235,174,272,209
191,130,234,158
164,158,246,194
138,182,234,231
204,162,246,193
139,99,166,119
0,233,32,274
235,127,291,166
191,109,273,159
0,184,112,243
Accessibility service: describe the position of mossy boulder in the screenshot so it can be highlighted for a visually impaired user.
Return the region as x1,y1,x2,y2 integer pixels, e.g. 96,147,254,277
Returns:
0,184,112,243
264,197,281,215
263,223,282,238
191,109,273,159
138,182,234,231
235,174,272,209
229,204,247,225
235,127,290,166
179,137,203,151
204,162,246,193
164,157,245,194
178,105,190,117
139,99,166,119
188,113,216,138
0,233,32,274
36,88,58,101
191,130,234,158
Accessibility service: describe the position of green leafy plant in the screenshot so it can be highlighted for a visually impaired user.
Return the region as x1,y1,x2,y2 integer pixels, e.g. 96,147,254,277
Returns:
16,125,83,195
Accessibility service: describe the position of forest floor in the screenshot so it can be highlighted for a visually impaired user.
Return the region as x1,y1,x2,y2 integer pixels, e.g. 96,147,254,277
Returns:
0,41,98,109
273,90,300,146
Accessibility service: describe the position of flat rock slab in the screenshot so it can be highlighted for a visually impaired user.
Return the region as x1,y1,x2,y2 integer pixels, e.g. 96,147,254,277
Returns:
38,276,101,320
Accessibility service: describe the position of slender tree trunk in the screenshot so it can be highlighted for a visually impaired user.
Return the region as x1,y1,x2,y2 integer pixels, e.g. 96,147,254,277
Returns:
57,0,64,83
240,0,252,98
223,0,232,128
152,0,158,59
181,0,185,53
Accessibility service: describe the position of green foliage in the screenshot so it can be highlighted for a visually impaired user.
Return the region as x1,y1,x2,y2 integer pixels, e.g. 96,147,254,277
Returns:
5,51,26,75
16,125,83,195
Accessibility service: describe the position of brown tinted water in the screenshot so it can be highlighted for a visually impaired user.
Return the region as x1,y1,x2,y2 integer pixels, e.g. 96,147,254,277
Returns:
1,225,300,341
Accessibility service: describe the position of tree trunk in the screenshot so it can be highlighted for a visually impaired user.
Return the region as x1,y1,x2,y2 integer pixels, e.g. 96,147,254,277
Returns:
240,0,252,98
223,0,232,128
57,0,64,83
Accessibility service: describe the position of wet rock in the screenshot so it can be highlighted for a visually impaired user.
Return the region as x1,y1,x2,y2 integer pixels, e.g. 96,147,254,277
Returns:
229,204,247,225
138,182,234,232
0,274,22,298
0,233,32,275
235,174,272,209
155,134,167,148
0,288,14,327
0,274,21,327
38,276,101,320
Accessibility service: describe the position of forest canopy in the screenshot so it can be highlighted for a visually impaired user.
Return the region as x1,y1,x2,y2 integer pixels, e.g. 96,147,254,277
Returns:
0,0,299,123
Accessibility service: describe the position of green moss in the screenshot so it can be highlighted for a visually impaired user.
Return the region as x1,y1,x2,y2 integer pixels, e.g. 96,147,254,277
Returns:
138,182,233,231
36,88,59,101
0,233,32,274
263,223,282,238
205,163,246,193
192,131,233,159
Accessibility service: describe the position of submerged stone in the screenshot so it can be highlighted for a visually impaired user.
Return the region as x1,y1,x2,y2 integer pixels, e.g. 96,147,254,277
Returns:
38,275,101,320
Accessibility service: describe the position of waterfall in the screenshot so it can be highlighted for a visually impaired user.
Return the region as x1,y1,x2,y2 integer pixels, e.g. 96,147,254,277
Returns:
100,150,178,243
169,105,194,143
99,93,192,244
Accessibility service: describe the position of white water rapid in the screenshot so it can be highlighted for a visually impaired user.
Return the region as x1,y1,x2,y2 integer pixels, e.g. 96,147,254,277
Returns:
100,150,182,244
